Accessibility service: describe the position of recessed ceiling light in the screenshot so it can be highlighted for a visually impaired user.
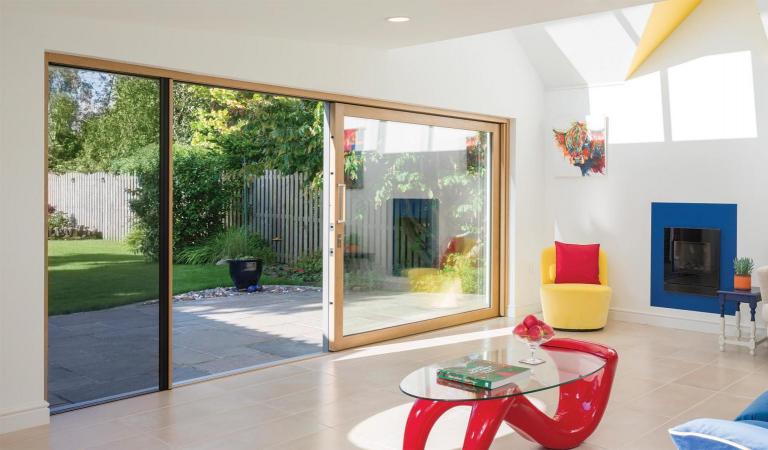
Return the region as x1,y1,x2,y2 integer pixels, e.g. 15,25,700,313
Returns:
387,16,410,23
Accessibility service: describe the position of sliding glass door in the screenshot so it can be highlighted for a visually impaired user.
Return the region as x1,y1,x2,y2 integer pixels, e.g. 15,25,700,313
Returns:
46,54,509,412
327,104,502,350
46,65,161,410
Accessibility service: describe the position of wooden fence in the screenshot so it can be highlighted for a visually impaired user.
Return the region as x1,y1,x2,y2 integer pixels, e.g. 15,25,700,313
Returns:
47,172,138,240
228,171,323,264
49,171,323,262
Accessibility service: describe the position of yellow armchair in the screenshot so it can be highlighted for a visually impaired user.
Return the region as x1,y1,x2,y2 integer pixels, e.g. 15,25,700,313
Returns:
540,246,612,331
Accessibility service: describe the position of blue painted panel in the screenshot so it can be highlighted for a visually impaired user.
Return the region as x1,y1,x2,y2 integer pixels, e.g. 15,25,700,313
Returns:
650,202,737,314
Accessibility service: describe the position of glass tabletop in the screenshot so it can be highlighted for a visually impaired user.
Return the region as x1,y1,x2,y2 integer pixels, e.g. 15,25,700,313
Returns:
399,343,606,401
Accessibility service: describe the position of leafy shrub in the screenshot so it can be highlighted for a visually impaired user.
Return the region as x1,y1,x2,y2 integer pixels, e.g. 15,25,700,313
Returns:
291,251,323,283
47,206,102,240
125,222,150,256
345,269,384,291
48,210,73,232
408,252,484,294
441,252,483,294
114,144,239,262
177,227,275,265
295,251,322,274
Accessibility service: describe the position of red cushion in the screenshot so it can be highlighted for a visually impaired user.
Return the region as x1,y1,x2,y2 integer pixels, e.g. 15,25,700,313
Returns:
555,241,601,284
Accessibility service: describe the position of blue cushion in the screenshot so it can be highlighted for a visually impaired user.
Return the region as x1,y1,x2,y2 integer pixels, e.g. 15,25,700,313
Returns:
735,391,768,422
739,420,768,430
669,418,768,450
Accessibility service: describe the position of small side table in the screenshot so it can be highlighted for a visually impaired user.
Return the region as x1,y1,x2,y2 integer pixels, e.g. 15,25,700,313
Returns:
718,288,765,355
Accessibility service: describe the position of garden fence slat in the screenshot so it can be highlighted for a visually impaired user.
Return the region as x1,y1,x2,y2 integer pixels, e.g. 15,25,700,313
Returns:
48,172,137,241
49,170,322,263
246,170,321,265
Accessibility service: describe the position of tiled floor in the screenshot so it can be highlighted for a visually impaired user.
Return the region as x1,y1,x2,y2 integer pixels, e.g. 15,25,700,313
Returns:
6,318,767,449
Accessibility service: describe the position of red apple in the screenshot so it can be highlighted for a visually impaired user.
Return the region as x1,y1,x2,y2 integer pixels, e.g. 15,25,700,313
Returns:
541,324,555,338
527,325,542,341
513,324,528,338
523,314,539,329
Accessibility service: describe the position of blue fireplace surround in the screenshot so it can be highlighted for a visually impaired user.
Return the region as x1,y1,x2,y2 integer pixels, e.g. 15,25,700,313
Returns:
651,202,737,315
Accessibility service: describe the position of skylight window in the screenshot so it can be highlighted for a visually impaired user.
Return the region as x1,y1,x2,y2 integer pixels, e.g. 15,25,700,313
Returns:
588,72,665,144
545,13,636,84
668,51,757,141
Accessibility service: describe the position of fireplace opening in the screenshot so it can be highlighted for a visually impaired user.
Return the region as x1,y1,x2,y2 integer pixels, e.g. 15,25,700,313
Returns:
663,227,721,296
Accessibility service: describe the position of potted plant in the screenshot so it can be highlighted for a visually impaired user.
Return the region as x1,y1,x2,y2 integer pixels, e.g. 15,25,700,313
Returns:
733,257,754,290
177,227,275,290
346,232,361,254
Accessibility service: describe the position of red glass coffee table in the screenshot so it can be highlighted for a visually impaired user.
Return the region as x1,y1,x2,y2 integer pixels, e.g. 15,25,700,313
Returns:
399,338,618,450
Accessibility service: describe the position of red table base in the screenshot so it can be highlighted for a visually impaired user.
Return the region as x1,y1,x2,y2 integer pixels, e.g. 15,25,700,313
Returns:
403,339,618,450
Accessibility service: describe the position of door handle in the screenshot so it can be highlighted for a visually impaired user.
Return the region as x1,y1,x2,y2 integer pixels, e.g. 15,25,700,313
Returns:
337,184,346,224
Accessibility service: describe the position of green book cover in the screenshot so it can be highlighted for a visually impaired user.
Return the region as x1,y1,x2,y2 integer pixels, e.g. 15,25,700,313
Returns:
437,359,530,390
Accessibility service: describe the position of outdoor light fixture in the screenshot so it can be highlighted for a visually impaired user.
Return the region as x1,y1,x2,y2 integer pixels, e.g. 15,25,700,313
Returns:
387,16,411,23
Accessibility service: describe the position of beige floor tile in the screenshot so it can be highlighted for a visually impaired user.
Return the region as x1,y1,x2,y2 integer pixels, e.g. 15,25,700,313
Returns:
83,434,170,450
665,347,721,365
723,372,768,397
190,410,329,449
265,427,364,450
315,390,410,428
670,392,754,424
268,382,377,414
586,403,669,449
629,383,716,418
672,364,750,391
609,375,667,405
616,356,704,383
203,362,310,391
709,346,768,371
0,425,50,448
622,424,677,450
49,419,146,450
149,402,287,447
116,388,271,431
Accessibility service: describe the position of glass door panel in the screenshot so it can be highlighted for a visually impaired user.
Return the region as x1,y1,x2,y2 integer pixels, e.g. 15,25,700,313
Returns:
47,65,160,410
329,104,501,350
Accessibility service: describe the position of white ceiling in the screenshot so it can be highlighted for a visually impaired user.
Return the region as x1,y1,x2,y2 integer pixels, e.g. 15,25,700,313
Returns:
7,0,655,48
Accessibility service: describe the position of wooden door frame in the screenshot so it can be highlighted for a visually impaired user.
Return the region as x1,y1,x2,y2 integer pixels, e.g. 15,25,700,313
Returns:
327,103,508,351
43,52,511,404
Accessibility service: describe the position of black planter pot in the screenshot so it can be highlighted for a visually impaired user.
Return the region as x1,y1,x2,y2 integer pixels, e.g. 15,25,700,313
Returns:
227,258,264,290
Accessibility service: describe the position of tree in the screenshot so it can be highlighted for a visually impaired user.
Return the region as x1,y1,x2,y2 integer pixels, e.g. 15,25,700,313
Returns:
173,82,211,146
47,66,110,172
79,76,160,171
48,93,84,172
192,89,325,188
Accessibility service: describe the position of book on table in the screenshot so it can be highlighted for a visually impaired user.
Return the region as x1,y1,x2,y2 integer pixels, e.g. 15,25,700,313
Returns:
437,359,531,390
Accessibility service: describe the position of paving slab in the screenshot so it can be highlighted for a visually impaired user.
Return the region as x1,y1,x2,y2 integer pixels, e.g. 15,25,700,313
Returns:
48,288,323,409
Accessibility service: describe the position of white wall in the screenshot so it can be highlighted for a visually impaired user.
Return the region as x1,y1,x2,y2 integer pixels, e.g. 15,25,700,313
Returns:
0,3,545,432
533,0,768,330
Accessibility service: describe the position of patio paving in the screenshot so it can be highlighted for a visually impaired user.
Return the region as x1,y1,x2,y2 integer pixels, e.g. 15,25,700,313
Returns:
48,288,323,409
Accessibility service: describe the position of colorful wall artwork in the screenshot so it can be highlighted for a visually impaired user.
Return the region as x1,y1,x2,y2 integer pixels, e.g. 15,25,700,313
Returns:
344,128,365,189
551,116,607,177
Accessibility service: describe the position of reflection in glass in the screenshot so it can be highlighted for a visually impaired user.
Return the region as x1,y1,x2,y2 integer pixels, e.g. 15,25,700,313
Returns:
47,66,160,410
342,117,491,336
170,83,324,384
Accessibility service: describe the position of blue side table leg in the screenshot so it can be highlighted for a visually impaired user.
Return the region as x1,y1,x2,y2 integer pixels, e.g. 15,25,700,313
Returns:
718,294,726,352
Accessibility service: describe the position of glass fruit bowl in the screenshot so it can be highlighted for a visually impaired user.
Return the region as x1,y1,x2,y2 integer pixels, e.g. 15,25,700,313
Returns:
513,315,555,365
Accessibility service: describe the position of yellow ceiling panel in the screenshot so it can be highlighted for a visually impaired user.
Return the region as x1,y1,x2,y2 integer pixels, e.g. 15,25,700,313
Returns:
626,0,702,78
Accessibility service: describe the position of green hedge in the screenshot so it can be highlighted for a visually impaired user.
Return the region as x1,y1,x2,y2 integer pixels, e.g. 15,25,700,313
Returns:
115,144,239,261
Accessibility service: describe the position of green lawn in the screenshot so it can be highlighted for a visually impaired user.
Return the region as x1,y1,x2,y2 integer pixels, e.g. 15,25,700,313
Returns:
48,240,298,315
